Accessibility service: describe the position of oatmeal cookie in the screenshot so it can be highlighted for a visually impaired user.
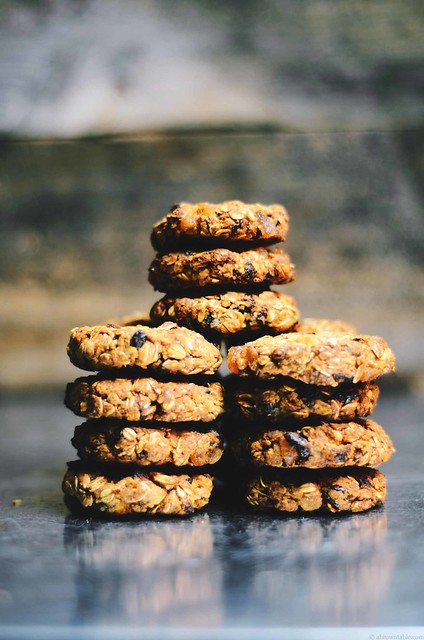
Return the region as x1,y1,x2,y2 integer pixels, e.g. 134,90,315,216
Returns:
231,379,379,422
65,376,225,422
72,420,224,467
67,322,221,375
151,201,289,250
232,419,395,469
151,291,299,336
227,333,395,385
63,463,213,516
296,318,357,334
245,467,386,514
148,246,295,292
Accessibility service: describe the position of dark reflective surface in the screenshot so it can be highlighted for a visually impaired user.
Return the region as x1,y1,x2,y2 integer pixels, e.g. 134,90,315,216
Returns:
0,390,423,638
63,513,223,628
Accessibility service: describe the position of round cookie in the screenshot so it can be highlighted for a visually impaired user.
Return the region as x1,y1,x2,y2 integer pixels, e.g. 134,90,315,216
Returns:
227,332,395,386
296,318,357,334
231,419,395,469
65,376,225,422
72,420,224,467
151,200,289,250
231,379,379,422
245,468,386,514
67,322,222,375
151,291,299,336
148,246,295,292
63,463,213,516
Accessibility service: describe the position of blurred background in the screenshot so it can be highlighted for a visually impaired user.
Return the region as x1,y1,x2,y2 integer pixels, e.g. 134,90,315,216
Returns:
1,0,423,390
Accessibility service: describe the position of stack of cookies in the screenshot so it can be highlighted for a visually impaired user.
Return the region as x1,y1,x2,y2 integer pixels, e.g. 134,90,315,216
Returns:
226,328,396,514
62,322,225,516
62,198,397,518
149,201,299,342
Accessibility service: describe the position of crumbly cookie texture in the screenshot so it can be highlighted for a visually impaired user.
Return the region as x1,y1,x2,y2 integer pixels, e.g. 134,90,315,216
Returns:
232,419,395,469
63,465,213,516
72,420,224,467
65,376,225,422
245,468,386,514
148,246,295,292
227,333,395,385
151,201,289,249
151,291,299,336
67,322,221,375
231,379,379,422
296,318,357,334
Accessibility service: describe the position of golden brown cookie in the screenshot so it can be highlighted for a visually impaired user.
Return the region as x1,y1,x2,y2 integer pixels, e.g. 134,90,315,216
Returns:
150,291,299,336
245,468,386,514
63,463,213,516
148,246,295,292
151,200,289,249
72,420,224,467
65,376,225,422
231,419,395,469
231,379,379,422
227,333,395,385
67,322,221,375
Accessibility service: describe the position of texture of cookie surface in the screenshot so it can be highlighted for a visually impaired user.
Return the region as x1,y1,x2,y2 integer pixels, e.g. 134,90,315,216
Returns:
151,291,299,335
148,246,295,292
231,379,379,422
67,322,221,375
227,333,395,385
65,376,225,422
296,318,357,334
245,468,386,513
72,420,224,467
232,419,395,469
151,201,289,249
63,465,213,516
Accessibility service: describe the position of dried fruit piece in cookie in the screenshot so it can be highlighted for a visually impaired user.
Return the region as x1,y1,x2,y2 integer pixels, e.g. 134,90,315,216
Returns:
296,318,357,334
151,200,289,250
232,419,395,469
151,291,299,336
231,379,379,422
148,246,295,292
245,467,386,514
63,463,213,516
72,420,224,467
65,376,225,422
67,322,221,375
227,333,395,385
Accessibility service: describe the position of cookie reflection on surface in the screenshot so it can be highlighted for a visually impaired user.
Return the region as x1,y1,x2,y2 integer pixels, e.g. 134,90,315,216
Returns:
308,549,394,626
246,510,393,626
246,510,387,560
64,514,222,626
71,565,223,626
65,513,213,567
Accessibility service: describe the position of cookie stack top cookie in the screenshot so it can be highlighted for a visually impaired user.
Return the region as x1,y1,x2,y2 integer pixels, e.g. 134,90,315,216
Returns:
227,332,396,385
67,322,222,377
151,201,290,249
149,200,299,337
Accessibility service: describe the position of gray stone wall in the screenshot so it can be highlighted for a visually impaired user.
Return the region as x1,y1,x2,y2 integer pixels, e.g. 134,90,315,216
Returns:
1,0,423,136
